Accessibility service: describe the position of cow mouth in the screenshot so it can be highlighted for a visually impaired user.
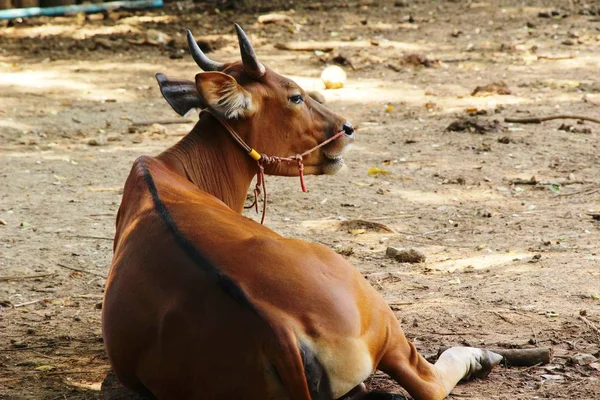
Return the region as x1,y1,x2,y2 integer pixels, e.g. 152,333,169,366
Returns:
324,152,344,162
322,152,345,174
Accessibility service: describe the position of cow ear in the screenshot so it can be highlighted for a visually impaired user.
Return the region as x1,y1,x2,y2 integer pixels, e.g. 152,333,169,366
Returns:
195,72,255,119
155,73,205,116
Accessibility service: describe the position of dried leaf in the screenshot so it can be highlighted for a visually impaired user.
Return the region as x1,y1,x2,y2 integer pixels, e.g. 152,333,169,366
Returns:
368,167,390,176
35,365,55,371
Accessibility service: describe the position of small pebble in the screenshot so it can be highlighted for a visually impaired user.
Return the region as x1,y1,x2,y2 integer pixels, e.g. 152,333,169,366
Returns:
386,247,426,263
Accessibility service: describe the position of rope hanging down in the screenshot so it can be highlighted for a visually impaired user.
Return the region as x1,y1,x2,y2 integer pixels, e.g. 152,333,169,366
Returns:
200,109,345,224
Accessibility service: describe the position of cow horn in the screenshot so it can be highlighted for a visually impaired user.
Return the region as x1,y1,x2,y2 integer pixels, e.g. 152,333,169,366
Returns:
234,24,265,79
186,29,224,72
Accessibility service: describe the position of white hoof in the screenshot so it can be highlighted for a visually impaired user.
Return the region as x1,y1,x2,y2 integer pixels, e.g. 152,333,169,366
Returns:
463,348,503,380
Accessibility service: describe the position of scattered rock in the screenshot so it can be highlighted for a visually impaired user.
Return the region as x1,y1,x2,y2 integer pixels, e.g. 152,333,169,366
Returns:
569,353,597,365
386,247,426,263
145,29,173,46
472,81,512,96
147,123,167,135
0,218,6,225
107,134,122,142
94,38,113,49
477,209,493,218
558,124,592,134
400,53,437,67
465,108,488,116
538,10,563,18
88,136,107,146
529,254,542,263
498,136,511,144
476,143,492,152
19,136,40,146
321,65,346,89
258,13,293,24
333,244,354,256
332,53,355,69
364,271,402,283
446,117,502,134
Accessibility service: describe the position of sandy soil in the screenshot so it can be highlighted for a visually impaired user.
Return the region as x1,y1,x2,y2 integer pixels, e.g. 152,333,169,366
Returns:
1,0,599,399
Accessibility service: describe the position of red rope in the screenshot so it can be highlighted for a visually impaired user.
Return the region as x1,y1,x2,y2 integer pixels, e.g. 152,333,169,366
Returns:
201,109,345,223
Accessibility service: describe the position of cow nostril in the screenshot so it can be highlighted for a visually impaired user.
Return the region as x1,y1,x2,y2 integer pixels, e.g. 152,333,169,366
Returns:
342,121,354,137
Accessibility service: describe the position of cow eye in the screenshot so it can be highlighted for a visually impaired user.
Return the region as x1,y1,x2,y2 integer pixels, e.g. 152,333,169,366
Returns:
289,94,304,104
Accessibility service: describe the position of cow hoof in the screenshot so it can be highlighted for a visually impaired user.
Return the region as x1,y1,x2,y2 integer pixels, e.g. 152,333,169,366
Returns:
101,370,152,400
464,349,503,380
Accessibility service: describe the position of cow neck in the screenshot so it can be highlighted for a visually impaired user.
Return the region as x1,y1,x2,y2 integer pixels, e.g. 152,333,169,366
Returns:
157,112,257,213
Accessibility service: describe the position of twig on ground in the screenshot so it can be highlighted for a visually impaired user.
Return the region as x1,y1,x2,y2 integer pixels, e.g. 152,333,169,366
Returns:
489,310,516,325
537,55,574,60
413,227,464,238
0,344,59,352
579,315,600,337
71,294,103,299
274,41,336,52
45,369,100,376
555,188,600,198
56,263,106,278
505,114,600,125
62,235,113,241
0,273,56,282
508,177,586,186
30,350,57,360
14,299,42,308
441,57,471,63
433,331,490,336
131,119,193,126
361,214,416,221
402,237,474,249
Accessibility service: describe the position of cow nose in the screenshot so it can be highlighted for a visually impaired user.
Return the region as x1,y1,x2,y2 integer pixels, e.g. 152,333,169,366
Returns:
342,121,354,138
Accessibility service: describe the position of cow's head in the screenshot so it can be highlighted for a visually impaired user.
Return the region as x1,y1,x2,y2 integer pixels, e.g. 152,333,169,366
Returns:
156,24,354,176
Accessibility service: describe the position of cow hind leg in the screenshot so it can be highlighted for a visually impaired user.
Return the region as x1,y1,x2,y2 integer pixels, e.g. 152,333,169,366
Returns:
377,335,502,400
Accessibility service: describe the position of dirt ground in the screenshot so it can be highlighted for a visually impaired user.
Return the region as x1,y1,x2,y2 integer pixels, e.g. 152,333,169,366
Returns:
1,0,600,398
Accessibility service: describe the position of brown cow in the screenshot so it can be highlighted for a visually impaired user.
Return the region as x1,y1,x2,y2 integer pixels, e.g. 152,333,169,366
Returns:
102,24,502,400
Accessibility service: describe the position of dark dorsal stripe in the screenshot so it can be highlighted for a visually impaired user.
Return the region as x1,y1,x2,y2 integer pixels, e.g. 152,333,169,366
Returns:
140,160,259,315
140,160,332,399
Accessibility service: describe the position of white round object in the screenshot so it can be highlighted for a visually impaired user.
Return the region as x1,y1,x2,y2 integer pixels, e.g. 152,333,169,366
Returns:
321,65,347,89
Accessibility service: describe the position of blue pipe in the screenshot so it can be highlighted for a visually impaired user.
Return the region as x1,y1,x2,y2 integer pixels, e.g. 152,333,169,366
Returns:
0,0,163,20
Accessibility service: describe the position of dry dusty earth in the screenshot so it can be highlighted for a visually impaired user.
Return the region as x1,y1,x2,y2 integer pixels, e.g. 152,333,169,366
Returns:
1,0,600,399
